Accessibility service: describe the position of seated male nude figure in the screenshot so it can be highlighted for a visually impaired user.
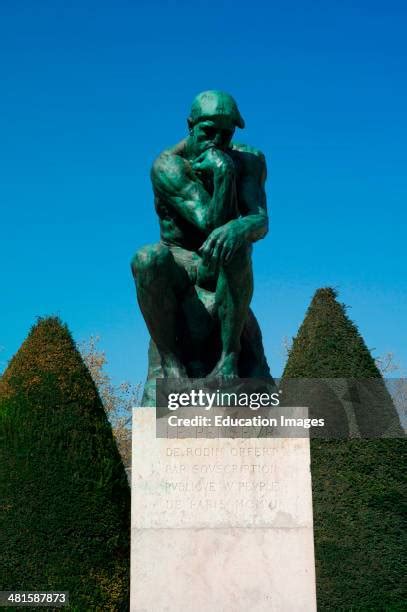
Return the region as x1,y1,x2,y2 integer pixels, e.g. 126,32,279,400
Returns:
131,90,269,379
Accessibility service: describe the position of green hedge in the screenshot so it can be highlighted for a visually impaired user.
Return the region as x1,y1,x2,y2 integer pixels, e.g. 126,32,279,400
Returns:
0,318,130,611
283,288,382,379
283,288,406,611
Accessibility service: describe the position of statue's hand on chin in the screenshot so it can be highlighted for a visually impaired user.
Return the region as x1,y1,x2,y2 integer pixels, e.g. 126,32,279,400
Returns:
191,147,234,177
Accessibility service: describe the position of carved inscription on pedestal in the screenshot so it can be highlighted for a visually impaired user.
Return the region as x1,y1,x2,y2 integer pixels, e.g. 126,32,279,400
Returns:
132,409,313,530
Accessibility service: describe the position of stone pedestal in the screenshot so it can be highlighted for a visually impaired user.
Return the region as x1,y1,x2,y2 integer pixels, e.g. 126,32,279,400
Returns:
131,408,317,612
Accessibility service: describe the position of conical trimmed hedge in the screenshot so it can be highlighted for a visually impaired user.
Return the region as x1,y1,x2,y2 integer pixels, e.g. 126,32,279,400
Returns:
284,287,382,378
0,317,130,611
283,288,406,611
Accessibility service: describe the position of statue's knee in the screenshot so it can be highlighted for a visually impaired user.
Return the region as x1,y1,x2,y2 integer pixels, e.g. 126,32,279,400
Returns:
131,243,171,279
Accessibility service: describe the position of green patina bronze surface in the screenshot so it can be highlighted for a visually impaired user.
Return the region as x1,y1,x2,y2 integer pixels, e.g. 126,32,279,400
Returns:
131,91,272,405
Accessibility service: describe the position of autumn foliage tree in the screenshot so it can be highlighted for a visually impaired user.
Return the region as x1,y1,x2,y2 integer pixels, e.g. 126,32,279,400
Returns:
78,336,140,472
0,317,130,610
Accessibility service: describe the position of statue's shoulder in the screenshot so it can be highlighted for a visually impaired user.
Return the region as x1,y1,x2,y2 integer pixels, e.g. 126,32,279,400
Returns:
231,142,266,161
230,143,267,180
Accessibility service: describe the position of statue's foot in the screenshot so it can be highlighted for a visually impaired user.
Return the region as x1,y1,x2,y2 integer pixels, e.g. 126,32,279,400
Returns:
162,356,188,378
207,352,239,379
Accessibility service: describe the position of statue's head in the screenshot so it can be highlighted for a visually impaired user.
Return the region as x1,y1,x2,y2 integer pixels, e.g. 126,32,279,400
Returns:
187,90,245,155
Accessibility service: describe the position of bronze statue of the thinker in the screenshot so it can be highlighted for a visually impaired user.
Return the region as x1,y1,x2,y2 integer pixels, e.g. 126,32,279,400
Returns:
131,91,272,405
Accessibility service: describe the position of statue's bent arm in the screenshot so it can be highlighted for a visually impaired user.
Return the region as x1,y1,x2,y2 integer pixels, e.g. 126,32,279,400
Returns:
152,151,237,234
151,153,211,233
236,151,269,243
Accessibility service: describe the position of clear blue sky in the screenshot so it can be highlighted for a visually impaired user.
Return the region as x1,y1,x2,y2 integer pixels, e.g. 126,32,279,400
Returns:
1,0,406,385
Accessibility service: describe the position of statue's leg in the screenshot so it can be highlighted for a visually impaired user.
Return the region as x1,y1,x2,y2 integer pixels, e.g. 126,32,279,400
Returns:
209,245,253,378
240,309,273,379
131,242,191,377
